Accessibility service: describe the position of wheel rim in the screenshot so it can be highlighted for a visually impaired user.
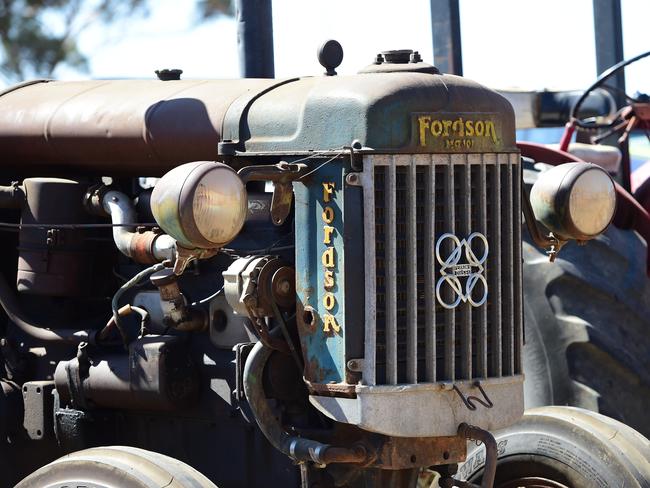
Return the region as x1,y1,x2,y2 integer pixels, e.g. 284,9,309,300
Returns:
499,477,569,488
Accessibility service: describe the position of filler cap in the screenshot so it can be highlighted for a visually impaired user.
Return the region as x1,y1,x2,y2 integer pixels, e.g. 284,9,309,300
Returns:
359,49,439,74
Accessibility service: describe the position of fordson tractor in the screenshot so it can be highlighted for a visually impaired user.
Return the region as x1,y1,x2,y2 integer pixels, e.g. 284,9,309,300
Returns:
0,43,648,487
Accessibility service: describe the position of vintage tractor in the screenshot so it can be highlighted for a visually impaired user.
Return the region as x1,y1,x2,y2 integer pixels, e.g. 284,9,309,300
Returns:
0,43,647,488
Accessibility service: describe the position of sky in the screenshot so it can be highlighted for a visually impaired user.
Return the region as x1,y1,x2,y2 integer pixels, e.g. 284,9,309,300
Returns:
48,0,649,94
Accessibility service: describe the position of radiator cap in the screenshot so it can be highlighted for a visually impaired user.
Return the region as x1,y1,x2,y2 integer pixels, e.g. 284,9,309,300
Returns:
359,49,439,74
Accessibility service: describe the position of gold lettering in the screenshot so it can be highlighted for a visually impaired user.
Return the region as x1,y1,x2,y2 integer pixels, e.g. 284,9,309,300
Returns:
323,226,335,244
465,120,475,137
431,120,443,136
442,120,453,137
418,115,431,146
323,313,341,333
322,182,335,203
324,270,334,289
452,118,464,137
475,120,484,136
322,206,334,224
323,292,336,310
485,121,497,143
322,247,335,268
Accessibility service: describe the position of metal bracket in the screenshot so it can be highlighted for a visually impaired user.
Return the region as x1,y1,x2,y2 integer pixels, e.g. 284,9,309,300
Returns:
22,381,55,440
238,162,308,226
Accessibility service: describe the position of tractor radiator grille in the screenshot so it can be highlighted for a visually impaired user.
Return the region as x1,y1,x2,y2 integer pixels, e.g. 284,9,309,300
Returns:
362,153,523,385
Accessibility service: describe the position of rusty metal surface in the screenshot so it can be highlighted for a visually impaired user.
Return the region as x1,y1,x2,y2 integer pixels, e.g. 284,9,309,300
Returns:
0,73,516,176
0,79,275,175
374,435,466,470
130,231,159,265
304,380,356,399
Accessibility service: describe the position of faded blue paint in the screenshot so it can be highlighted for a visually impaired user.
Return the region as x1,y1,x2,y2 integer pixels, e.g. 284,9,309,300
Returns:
294,160,346,384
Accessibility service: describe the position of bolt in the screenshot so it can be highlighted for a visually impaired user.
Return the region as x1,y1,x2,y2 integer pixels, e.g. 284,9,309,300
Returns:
278,279,291,294
346,173,360,186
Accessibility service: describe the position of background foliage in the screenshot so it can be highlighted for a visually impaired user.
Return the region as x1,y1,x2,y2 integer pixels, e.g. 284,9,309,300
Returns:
0,0,232,82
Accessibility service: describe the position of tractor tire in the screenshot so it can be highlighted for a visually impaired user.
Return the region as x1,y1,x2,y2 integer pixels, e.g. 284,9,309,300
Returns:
15,445,218,488
458,406,650,487
522,163,650,438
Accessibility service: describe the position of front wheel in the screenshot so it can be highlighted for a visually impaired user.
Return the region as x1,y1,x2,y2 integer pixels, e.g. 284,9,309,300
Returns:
15,445,218,488
458,406,650,487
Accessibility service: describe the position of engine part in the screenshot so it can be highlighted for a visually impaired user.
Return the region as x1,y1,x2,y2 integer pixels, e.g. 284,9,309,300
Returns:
0,268,95,343
0,182,24,208
54,336,199,411
18,178,94,296
22,381,55,440
150,268,207,332
208,295,254,349
151,161,247,249
223,256,294,317
243,341,368,466
224,256,295,352
0,380,21,438
86,186,175,264
15,446,218,488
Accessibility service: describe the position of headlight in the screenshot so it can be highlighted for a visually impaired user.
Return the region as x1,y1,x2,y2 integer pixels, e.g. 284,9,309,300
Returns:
151,161,247,249
530,162,616,240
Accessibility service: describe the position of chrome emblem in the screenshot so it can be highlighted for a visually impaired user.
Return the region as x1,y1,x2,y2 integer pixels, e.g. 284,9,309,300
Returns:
435,232,489,309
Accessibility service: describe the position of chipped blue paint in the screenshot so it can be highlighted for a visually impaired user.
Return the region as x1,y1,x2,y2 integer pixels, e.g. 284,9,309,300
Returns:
294,160,346,384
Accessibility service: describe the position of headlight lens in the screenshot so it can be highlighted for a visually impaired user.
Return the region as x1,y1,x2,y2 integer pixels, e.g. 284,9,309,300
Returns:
530,162,616,240
151,161,247,249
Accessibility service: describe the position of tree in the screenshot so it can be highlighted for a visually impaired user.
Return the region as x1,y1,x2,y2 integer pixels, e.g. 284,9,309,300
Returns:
0,0,232,83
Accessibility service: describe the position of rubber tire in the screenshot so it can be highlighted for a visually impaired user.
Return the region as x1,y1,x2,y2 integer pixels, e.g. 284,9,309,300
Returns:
15,445,218,488
522,164,650,438
458,406,650,487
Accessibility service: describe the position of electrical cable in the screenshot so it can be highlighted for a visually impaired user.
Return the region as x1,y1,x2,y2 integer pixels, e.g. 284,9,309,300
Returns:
111,262,167,345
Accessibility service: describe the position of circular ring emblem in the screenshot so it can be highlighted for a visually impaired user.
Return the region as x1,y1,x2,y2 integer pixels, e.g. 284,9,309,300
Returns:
435,232,489,309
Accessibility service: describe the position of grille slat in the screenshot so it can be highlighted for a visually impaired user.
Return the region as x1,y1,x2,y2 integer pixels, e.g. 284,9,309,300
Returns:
406,156,418,383
386,158,398,385
460,153,472,380
504,154,515,375
512,153,524,374
367,153,520,386
424,158,436,382
489,154,502,377
444,157,456,382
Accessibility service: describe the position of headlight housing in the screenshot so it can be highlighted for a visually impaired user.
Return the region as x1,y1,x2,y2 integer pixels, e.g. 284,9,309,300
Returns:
530,162,616,240
151,161,247,249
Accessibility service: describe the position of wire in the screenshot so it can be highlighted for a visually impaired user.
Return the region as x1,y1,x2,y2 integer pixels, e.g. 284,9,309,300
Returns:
111,262,167,345
296,150,346,181
0,222,158,230
191,286,224,306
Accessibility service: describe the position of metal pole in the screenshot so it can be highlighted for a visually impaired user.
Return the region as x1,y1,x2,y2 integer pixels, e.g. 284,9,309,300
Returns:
236,0,275,78
429,0,463,75
592,0,625,102
592,0,630,190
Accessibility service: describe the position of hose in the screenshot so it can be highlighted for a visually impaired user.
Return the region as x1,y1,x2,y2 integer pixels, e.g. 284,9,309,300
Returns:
458,423,498,488
100,189,175,263
243,341,368,465
0,270,95,344
111,262,166,344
